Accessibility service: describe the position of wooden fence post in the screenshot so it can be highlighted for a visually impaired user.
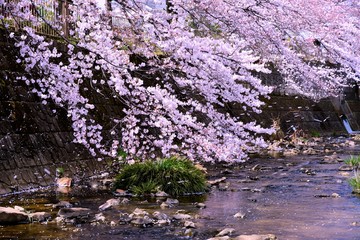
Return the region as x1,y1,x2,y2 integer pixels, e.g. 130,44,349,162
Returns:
61,0,69,37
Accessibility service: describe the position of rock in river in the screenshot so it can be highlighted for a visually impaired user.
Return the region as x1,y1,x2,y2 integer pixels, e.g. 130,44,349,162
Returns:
28,212,51,222
207,237,230,240
173,213,192,220
0,207,29,224
216,228,235,237
57,207,91,219
234,234,277,240
99,198,120,211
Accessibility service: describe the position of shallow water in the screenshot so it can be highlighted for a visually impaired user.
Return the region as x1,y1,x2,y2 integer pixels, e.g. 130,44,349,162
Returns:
198,155,360,240
1,140,360,239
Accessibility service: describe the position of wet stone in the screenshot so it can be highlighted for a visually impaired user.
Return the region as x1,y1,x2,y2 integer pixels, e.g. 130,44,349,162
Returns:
28,212,51,222
221,169,233,174
152,211,169,220
248,176,259,181
183,228,195,237
94,213,106,222
52,201,73,209
157,219,170,226
99,198,120,211
160,202,170,209
338,165,353,171
155,191,169,197
208,177,227,185
121,198,130,204
218,183,229,191
184,220,196,228
0,207,29,224
234,211,246,219
14,206,25,212
165,198,179,205
351,221,360,226
216,228,235,237
207,237,230,240
131,216,154,227
57,207,91,219
300,168,316,175
196,203,206,209
119,213,132,224
173,213,192,220
130,208,149,217
234,234,277,240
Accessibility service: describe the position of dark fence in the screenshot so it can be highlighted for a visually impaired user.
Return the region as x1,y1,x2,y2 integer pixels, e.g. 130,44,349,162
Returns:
0,0,71,37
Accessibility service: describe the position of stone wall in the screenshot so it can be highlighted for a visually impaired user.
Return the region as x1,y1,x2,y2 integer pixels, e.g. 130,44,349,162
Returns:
0,33,120,195
261,95,346,136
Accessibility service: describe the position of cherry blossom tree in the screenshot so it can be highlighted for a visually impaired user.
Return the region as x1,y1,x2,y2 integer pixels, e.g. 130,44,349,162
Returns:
0,0,359,162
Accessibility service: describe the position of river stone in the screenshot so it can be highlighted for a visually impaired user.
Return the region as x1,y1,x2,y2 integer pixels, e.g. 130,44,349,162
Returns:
221,169,233,174
131,216,153,226
165,198,179,205
302,148,317,155
56,177,72,187
99,198,120,211
351,221,360,226
173,213,192,220
94,213,106,222
119,213,132,224
207,237,230,240
338,165,353,171
321,153,342,164
0,207,29,224
234,211,246,219
345,140,356,147
160,202,170,209
218,183,229,191
207,177,227,185
28,212,51,222
57,207,91,219
131,208,149,217
152,211,169,220
196,203,206,209
216,228,235,237
184,228,195,237
53,201,73,209
121,198,130,204
157,219,170,226
14,206,26,212
234,234,277,240
251,164,261,171
184,220,196,228
155,191,169,197
283,149,299,156
331,193,341,198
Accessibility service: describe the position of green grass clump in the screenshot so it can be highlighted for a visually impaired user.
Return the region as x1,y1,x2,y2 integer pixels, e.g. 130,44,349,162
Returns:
310,130,321,138
113,157,207,196
345,155,360,193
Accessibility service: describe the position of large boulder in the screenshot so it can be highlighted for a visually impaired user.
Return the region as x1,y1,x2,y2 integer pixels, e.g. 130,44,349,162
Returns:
0,207,29,224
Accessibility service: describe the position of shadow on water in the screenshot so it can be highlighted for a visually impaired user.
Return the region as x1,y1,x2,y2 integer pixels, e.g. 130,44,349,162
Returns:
2,141,360,239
